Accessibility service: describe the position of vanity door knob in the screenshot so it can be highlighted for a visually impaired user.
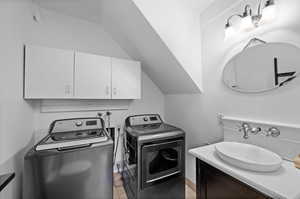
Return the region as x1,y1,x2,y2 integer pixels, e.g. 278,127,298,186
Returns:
75,121,83,127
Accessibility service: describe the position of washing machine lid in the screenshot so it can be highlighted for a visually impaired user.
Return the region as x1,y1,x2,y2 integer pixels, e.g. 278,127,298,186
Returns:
35,133,108,151
35,118,108,151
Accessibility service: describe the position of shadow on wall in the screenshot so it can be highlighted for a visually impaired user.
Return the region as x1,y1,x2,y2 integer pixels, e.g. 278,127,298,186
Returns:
0,135,35,199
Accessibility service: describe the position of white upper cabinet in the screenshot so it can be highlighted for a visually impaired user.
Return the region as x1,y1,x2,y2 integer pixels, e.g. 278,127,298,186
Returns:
24,45,74,99
112,58,141,99
24,45,141,99
74,52,111,99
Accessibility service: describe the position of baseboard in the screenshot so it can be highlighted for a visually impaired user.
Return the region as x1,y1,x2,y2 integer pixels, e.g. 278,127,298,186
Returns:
185,178,196,192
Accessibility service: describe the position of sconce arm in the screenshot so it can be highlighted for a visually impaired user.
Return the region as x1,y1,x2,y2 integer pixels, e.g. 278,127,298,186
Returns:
257,0,274,16
243,4,252,16
226,14,243,26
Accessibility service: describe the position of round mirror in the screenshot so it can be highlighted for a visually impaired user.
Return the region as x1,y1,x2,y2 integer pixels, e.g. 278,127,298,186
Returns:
223,42,300,93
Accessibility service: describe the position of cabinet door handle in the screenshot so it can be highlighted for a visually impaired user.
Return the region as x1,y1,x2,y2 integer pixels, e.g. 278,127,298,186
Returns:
65,85,71,95
106,86,110,95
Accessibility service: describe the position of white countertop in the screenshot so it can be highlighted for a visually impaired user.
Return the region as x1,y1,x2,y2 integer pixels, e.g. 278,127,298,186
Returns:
189,143,300,199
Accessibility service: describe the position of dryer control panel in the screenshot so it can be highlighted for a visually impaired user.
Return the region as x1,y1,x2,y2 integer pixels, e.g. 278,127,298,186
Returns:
127,114,162,126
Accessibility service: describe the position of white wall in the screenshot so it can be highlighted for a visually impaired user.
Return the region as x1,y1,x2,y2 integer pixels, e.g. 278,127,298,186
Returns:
132,0,204,90
0,1,164,199
0,2,37,199
165,0,300,183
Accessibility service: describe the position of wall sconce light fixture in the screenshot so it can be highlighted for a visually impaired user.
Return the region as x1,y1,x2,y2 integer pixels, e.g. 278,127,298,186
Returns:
225,0,277,40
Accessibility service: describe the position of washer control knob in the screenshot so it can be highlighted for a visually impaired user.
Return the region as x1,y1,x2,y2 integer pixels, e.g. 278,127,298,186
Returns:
143,117,149,122
75,121,83,127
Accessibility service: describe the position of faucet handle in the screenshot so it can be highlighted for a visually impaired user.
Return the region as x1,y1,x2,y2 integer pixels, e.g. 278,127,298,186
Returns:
249,127,262,135
265,127,280,137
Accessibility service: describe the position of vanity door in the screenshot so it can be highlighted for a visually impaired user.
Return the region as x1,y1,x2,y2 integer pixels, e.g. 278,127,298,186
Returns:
196,159,272,199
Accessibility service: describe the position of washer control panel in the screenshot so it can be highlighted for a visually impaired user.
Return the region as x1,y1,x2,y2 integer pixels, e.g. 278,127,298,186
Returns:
129,114,162,126
50,118,103,133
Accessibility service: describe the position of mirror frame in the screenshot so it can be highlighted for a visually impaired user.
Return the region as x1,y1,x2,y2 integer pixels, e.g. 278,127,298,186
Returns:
222,39,300,93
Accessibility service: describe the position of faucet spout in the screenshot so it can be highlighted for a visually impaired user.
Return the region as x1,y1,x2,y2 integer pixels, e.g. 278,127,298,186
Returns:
240,123,251,139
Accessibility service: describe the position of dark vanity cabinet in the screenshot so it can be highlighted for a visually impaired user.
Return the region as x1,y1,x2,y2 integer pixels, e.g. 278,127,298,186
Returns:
196,159,272,199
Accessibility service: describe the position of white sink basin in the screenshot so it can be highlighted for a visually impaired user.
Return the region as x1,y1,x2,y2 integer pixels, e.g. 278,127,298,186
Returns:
215,142,282,172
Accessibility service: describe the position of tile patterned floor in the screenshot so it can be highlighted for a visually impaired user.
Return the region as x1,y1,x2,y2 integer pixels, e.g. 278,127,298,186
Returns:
113,184,196,199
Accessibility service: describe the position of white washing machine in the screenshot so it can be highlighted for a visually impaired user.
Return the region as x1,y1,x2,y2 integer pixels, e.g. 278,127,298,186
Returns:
23,117,113,199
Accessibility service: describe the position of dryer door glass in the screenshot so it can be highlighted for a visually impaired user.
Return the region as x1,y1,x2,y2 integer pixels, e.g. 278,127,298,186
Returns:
141,139,184,189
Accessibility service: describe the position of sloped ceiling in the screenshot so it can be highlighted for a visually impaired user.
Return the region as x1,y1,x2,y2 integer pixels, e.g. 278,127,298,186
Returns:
35,0,214,94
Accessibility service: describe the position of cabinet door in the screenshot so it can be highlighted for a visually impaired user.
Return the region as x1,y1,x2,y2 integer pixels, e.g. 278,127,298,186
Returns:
111,58,141,99
196,159,271,199
74,52,111,99
24,45,74,99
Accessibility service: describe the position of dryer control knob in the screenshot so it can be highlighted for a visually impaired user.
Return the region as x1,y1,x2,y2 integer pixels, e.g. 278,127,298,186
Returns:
143,117,148,122
75,121,83,127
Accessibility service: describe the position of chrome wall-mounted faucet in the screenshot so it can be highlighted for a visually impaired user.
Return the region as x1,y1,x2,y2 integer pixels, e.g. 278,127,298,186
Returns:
238,122,280,139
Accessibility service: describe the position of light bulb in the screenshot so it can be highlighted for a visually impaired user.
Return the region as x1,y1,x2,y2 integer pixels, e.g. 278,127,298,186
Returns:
225,24,237,41
261,3,277,24
240,15,255,32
